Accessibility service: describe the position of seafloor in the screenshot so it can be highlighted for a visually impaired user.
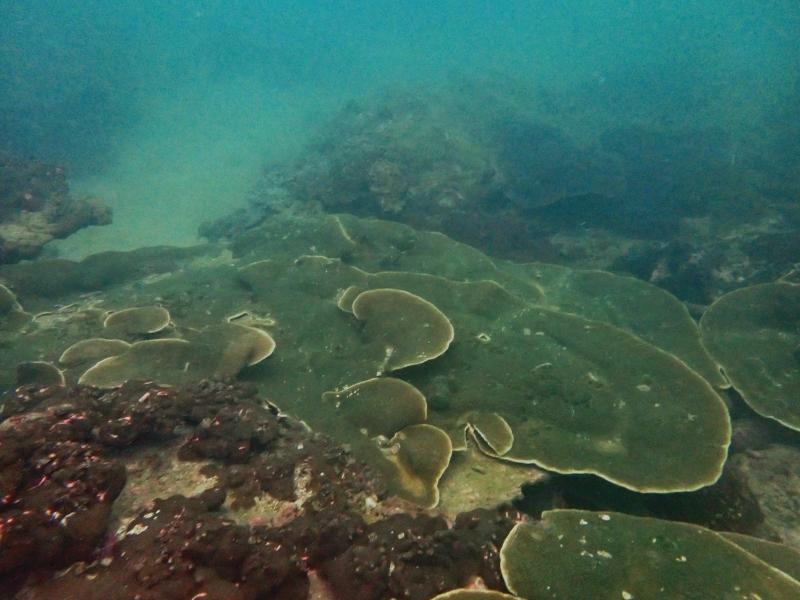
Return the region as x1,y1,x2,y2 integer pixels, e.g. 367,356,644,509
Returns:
0,208,799,599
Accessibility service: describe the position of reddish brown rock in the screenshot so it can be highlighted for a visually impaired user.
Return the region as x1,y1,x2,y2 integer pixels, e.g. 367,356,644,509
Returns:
1,379,523,600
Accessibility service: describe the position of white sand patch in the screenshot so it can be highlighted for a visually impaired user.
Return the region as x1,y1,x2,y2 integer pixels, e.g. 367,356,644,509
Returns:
55,78,339,259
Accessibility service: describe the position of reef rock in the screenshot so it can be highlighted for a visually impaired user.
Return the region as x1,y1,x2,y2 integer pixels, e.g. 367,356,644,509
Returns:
0,153,112,264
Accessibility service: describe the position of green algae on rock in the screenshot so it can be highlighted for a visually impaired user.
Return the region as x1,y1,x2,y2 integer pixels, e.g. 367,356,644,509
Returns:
719,532,800,584
78,339,195,387
234,213,722,389
59,338,131,367
240,254,730,493
0,212,739,509
104,305,171,336
336,284,365,312
0,283,21,314
322,377,427,438
0,244,215,300
501,260,728,388
349,288,454,374
469,306,731,492
0,282,33,334
430,590,522,600
465,412,514,456
15,361,65,387
78,324,276,388
190,323,276,374
700,282,800,430
437,438,548,517
500,510,800,600
236,213,546,301
383,423,453,509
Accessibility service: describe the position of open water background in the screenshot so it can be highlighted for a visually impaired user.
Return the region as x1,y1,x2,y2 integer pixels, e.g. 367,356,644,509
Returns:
1,0,799,255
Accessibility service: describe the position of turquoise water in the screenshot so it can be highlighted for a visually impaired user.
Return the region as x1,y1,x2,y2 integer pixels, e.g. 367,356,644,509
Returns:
3,3,800,598
2,1,798,256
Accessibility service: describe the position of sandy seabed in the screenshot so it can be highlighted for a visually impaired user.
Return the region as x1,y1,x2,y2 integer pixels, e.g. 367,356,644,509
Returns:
55,79,335,260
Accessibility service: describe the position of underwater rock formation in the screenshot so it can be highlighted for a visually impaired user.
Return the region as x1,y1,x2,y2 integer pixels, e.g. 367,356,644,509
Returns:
0,152,112,264
0,379,521,600
0,213,735,501
197,87,625,258
1,209,800,598
200,78,800,305
0,396,127,581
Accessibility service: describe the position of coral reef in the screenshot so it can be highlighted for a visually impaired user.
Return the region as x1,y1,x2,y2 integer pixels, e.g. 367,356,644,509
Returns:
0,152,112,264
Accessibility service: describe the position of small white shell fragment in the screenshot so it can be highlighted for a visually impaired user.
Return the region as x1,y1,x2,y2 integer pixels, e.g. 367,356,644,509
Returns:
123,523,149,537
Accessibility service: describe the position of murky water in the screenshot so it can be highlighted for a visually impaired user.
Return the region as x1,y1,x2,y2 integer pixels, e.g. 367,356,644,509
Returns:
1,2,800,598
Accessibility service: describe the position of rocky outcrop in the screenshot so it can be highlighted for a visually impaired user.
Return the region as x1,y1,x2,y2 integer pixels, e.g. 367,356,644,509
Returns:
0,153,112,264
